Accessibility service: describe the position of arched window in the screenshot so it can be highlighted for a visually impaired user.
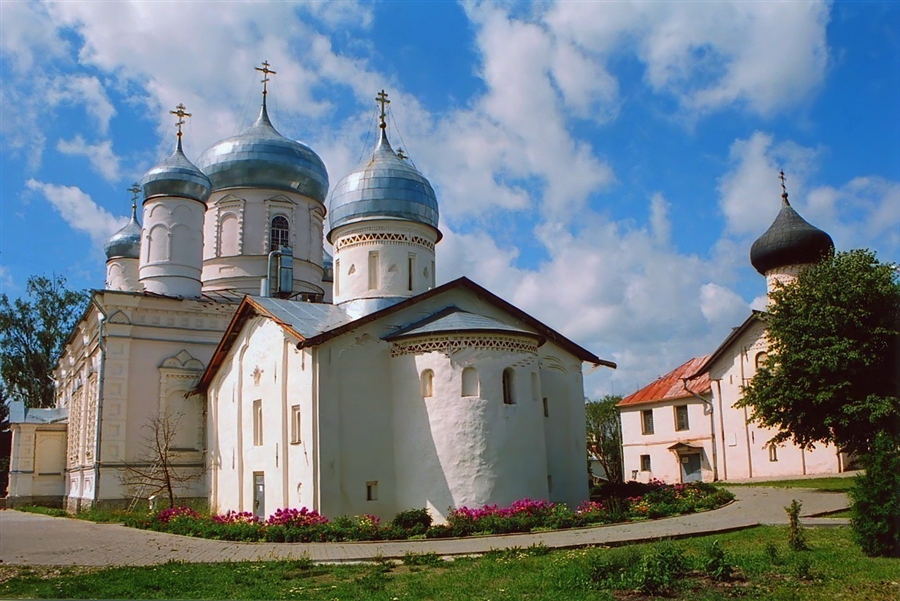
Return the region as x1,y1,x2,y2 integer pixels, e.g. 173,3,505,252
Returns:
461,367,479,397
421,369,434,398
269,215,290,252
755,352,769,370
502,368,515,405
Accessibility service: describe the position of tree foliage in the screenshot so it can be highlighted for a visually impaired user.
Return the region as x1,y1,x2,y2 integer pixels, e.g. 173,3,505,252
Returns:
0,275,89,408
586,395,624,483
739,249,900,455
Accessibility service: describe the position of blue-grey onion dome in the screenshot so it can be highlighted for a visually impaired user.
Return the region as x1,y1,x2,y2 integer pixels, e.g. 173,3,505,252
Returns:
140,139,212,203
327,130,440,243
322,248,334,281
196,104,329,202
750,194,834,275
104,205,142,260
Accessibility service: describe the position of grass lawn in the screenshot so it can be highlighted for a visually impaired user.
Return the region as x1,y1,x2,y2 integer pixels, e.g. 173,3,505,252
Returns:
1,526,897,600
718,476,856,492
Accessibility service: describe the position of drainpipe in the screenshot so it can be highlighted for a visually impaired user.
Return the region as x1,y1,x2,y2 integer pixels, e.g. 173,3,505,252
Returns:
90,295,107,508
682,379,719,482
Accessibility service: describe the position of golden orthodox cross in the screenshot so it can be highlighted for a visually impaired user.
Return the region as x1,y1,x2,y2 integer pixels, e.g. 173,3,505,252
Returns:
128,182,141,210
255,60,277,97
170,103,192,140
376,89,390,130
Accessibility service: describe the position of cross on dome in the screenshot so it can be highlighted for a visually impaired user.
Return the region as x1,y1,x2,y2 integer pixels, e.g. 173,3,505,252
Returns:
255,60,277,104
128,182,141,211
779,169,790,206
169,103,192,142
376,89,390,130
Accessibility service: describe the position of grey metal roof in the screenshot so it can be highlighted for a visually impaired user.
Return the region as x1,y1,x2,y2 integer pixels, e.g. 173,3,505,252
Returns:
104,205,142,260
384,306,539,341
197,104,329,202
750,195,833,275
141,139,212,203
327,130,439,241
251,297,354,339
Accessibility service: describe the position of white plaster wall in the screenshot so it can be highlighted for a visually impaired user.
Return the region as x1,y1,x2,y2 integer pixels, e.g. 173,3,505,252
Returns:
764,264,802,296
390,346,549,523
106,258,141,292
707,321,841,481
331,220,437,307
140,198,205,298
620,400,714,484
202,188,326,297
8,424,67,502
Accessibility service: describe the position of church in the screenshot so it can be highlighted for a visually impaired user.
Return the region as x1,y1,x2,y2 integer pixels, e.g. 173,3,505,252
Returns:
618,178,848,483
6,65,615,521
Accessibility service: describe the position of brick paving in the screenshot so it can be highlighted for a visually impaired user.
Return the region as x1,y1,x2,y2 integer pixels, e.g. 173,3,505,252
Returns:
0,487,849,566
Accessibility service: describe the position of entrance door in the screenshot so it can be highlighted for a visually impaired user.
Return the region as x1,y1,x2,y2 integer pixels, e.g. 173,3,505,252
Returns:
253,473,265,519
680,454,702,483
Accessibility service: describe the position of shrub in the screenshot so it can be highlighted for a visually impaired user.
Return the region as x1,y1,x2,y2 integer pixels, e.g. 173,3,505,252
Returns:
391,508,433,534
703,540,733,581
155,506,200,524
635,543,688,595
402,551,443,567
850,432,900,557
785,500,808,551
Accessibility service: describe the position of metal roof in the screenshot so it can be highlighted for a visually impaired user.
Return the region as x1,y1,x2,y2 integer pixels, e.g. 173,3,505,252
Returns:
104,205,142,260
197,104,329,202
384,306,540,341
750,196,833,275
141,140,212,203
248,297,354,339
327,130,439,241
618,355,711,407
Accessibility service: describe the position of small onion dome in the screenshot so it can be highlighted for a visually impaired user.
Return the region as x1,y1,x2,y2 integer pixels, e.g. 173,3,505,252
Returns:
196,104,329,202
327,129,439,243
141,138,212,203
104,204,142,260
750,193,834,275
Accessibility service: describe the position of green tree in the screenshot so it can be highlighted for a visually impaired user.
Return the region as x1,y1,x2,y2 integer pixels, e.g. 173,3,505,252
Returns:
586,395,624,483
738,249,900,456
0,275,89,408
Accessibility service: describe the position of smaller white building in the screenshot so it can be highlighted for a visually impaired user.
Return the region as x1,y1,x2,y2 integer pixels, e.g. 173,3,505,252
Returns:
620,177,847,484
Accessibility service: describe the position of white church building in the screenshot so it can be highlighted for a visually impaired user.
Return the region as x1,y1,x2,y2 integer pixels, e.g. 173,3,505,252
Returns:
618,178,848,483
6,70,615,521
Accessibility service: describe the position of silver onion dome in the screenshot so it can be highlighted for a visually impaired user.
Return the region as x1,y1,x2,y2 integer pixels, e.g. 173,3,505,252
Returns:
141,138,212,203
196,104,329,202
327,129,439,242
104,203,142,260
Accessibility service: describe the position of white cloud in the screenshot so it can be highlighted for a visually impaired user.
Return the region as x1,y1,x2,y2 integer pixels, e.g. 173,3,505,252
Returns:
544,1,830,117
25,179,124,247
56,136,121,182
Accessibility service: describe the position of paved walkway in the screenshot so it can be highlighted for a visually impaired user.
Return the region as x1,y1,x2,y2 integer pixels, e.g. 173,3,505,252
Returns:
0,487,849,566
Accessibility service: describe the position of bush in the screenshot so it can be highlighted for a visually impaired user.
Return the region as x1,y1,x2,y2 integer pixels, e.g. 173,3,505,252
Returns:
850,432,900,557
635,543,688,595
391,508,433,534
703,540,733,581
785,500,808,551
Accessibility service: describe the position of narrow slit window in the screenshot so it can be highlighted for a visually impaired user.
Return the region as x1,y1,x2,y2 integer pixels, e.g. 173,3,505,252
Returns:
502,368,515,405
768,444,778,462
542,397,549,417
253,399,263,446
421,369,434,398
408,254,416,291
368,251,379,289
290,405,301,444
366,481,378,501
334,259,340,296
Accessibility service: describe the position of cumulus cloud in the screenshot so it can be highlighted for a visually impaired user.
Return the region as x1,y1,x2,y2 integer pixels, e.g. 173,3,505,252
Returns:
56,136,121,182
25,179,124,247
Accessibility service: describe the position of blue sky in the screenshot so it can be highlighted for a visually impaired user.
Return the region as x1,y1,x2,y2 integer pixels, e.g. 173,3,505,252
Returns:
1,1,898,397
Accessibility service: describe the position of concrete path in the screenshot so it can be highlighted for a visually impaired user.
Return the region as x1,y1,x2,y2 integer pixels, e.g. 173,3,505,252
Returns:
0,487,849,567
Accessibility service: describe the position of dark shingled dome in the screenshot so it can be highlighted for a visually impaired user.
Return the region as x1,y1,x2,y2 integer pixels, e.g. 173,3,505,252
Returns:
750,194,834,275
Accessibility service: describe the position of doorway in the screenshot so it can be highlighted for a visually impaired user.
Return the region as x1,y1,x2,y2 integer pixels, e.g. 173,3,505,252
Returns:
680,454,702,483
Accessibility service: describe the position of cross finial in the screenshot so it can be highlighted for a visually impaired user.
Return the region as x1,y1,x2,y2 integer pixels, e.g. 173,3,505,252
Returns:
128,182,141,212
169,103,192,140
779,169,790,205
255,60,277,100
376,89,390,130
397,147,407,160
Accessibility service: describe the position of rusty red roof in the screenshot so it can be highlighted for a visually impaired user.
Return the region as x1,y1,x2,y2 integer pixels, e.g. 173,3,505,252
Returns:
617,355,711,407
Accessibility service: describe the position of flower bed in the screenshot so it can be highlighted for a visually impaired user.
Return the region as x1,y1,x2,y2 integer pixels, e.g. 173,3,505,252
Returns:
126,481,733,542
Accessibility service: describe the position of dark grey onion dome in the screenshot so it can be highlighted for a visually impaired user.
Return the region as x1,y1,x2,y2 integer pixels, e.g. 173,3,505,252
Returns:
104,203,142,260
750,192,834,275
197,104,329,202
327,129,440,243
141,138,212,203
